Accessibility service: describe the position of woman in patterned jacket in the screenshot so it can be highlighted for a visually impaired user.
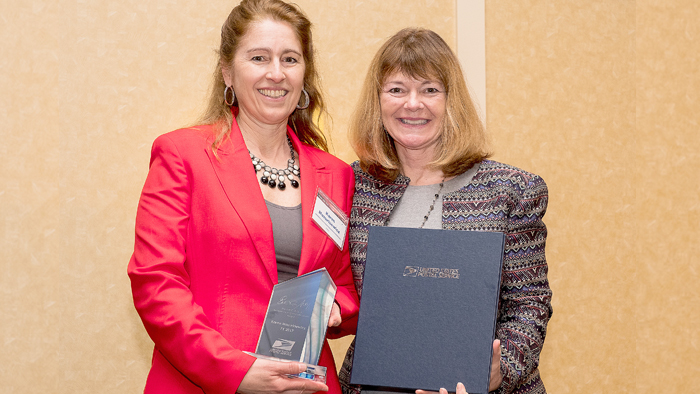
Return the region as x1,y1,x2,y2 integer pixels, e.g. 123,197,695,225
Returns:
338,28,552,394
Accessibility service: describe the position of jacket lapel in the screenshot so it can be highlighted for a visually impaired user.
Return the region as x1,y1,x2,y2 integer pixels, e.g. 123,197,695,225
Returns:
205,121,277,285
289,129,333,275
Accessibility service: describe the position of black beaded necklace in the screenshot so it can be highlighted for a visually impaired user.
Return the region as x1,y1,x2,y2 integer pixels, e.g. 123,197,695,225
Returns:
419,178,445,228
249,136,300,191
385,177,445,228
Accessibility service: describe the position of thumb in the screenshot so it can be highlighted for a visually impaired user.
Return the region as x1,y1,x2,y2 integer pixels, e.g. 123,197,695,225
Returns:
282,361,309,376
257,359,307,376
328,302,342,327
456,382,468,394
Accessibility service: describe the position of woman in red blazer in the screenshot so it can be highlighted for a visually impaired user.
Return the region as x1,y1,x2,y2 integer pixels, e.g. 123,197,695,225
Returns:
128,1,359,393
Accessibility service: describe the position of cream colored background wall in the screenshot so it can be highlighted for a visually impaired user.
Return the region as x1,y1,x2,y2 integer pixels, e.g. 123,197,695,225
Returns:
485,1,700,392
2,1,699,393
0,1,454,393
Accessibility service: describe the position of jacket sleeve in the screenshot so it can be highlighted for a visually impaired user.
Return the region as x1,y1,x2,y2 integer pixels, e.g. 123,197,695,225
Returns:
496,175,552,394
325,165,360,339
127,134,254,394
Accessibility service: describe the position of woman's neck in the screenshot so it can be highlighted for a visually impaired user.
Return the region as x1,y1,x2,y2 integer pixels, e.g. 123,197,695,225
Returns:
236,114,290,165
396,147,444,186
401,166,445,186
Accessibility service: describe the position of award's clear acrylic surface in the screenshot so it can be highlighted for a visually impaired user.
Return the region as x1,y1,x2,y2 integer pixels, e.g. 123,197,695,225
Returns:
248,268,337,382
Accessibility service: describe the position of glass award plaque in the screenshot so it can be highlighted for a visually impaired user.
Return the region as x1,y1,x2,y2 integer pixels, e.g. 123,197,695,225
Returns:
244,268,337,382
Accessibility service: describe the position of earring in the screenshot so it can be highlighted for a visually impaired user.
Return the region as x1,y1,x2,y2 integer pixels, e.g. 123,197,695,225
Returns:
296,89,310,110
224,86,235,106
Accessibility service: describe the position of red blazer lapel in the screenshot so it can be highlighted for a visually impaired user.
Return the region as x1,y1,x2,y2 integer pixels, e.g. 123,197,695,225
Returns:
289,128,334,275
203,121,338,284
205,122,277,285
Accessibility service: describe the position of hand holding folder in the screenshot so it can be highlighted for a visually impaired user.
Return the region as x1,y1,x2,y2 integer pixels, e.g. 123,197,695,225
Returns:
414,340,502,394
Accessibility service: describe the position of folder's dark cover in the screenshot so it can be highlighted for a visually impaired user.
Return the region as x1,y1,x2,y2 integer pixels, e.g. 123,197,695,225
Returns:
350,227,504,394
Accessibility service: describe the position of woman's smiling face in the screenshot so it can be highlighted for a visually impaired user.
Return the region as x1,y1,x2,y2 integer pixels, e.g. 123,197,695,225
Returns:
224,18,305,127
380,71,446,157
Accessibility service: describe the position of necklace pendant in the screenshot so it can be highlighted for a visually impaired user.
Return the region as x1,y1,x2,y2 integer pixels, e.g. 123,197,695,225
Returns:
249,136,300,192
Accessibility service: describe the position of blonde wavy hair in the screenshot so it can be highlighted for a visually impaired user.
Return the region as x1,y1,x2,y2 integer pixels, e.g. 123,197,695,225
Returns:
199,0,328,153
349,27,490,182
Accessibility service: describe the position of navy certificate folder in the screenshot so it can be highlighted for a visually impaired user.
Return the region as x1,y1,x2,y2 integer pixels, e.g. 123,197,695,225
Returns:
350,227,505,394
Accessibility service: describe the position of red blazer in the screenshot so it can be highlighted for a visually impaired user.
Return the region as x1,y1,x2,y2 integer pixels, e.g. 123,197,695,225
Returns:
128,119,359,394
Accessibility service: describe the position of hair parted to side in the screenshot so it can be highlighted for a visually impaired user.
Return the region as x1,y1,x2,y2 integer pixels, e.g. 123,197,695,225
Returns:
199,0,328,153
349,27,490,182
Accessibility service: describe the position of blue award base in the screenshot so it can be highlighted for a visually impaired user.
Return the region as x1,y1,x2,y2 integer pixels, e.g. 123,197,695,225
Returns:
242,351,328,383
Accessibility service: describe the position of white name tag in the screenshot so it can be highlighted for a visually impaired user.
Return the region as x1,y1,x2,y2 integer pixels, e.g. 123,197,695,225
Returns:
311,187,349,250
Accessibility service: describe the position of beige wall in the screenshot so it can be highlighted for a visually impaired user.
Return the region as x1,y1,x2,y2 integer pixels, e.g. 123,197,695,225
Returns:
1,1,698,393
486,1,700,392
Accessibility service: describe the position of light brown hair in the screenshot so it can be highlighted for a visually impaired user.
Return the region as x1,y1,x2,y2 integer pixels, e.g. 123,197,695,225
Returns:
199,0,328,152
349,27,490,182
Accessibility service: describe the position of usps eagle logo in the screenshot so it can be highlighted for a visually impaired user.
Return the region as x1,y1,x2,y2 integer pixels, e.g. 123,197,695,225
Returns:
272,339,295,351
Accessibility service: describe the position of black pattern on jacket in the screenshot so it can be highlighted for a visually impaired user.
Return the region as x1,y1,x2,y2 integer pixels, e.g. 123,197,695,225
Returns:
339,160,552,394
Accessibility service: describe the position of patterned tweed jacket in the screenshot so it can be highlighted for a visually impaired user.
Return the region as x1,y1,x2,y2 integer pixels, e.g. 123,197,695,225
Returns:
339,160,552,394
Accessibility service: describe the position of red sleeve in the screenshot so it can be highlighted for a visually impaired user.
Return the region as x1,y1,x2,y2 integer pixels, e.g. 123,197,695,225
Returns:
127,134,254,394
326,164,360,338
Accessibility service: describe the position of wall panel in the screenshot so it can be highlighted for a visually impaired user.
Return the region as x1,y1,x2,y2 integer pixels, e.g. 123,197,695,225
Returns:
635,1,700,391
487,1,700,392
486,2,637,391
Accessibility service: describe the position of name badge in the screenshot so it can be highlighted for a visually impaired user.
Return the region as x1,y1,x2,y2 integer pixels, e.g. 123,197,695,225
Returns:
311,187,349,250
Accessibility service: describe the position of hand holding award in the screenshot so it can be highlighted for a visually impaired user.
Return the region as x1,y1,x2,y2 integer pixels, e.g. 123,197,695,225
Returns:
245,268,338,383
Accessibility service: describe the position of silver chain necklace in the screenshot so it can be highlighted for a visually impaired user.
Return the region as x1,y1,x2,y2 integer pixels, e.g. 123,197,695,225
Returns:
249,136,300,191
419,178,445,228
386,178,445,228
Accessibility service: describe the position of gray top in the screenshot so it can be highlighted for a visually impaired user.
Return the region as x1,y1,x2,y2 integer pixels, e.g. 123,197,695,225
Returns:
387,163,480,230
265,201,303,283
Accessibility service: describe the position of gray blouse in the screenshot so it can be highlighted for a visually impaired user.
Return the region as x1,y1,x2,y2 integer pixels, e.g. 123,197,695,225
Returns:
265,200,302,283
387,163,480,229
